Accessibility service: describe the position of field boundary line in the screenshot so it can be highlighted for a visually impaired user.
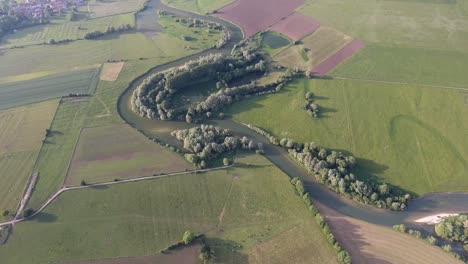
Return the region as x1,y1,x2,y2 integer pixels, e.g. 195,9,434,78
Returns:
62,127,84,187
0,165,234,228
332,76,468,92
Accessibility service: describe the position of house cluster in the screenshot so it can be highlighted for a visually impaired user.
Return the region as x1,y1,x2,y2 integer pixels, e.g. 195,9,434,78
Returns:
10,0,86,19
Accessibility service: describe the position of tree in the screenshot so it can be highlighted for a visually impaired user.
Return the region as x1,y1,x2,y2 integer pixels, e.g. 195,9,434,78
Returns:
392,224,406,233
2,210,9,217
80,180,87,186
183,230,194,245
223,158,231,166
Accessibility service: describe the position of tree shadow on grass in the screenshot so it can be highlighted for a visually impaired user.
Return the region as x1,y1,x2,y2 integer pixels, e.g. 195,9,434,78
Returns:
33,212,57,223
204,237,249,264
89,185,109,190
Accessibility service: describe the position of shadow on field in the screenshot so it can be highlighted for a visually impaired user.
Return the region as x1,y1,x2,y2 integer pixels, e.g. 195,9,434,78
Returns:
235,162,272,169
319,106,337,118
89,185,109,190
33,212,58,223
204,237,249,264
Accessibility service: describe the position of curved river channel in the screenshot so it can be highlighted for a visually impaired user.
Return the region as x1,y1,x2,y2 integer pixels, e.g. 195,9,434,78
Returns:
121,0,468,233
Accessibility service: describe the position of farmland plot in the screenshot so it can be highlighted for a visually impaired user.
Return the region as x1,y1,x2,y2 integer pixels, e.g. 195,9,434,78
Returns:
88,0,147,18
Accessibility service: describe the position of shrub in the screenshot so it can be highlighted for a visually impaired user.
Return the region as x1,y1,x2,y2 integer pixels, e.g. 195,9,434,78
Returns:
80,180,87,186
2,210,9,217
337,250,351,264
426,236,438,245
392,224,406,233
183,230,194,245
223,158,231,166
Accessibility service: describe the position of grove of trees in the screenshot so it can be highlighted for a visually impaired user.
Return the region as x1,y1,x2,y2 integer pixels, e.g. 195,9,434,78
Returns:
435,214,468,247
304,91,320,118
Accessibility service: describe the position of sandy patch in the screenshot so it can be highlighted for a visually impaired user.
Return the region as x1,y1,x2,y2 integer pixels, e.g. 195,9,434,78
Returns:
415,213,459,224
100,62,125,82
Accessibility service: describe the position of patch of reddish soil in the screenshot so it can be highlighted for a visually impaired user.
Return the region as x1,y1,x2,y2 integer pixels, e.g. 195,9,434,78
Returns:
311,39,365,75
215,0,304,37
269,12,320,41
65,244,200,264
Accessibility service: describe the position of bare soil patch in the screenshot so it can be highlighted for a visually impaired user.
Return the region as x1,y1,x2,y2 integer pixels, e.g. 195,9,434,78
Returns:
65,244,201,264
215,0,304,37
269,12,320,41
318,205,462,264
311,39,365,75
100,62,125,82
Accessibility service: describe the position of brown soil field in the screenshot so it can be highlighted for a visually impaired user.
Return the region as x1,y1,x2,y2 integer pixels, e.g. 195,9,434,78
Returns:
100,62,125,82
88,0,147,18
65,124,192,186
216,0,304,36
65,244,201,264
274,27,352,71
269,12,320,41
311,39,365,75
318,205,462,264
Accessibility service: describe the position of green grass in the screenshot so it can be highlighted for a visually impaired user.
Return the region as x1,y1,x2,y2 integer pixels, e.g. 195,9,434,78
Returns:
1,13,135,48
0,100,59,220
227,78,468,195
88,0,147,18
261,31,291,57
0,16,219,78
162,0,234,14
65,124,192,186
0,154,338,264
331,44,468,88
159,15,222,46
298,0,468,51
0,67,100,110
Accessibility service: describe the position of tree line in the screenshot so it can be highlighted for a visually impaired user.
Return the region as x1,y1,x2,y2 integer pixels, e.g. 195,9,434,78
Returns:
83,24,133,40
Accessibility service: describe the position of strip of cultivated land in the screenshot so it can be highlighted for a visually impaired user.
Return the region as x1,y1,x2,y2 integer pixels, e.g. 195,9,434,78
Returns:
0,100,59,220
65,124,193,186
0,154,339,264
275,27,352,71
227,78,468,195
0,67,100,111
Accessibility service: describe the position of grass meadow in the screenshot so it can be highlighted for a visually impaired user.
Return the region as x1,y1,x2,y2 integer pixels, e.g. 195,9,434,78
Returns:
162,0,234,14
0,13,135,48
275,27,352,71
0,67,100,110
88,0,147,18
0,154,338,264
227,78,468,195
0,100,59,220
65,124,192,186
260,31,291,57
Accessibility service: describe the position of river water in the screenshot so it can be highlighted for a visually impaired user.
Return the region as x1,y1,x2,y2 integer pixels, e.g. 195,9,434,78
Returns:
127,0,468,233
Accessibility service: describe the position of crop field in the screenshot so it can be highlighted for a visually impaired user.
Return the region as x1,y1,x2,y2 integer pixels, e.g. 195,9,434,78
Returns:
100,62,125,81
1,13,135,48
319,206,462,264
0,67,100,110
162,0,234,14
269,12,320,41
0,154,338,264
65,124,192,186
0,17,220,78
228,78,468,195
332,44,468,88
0,100,59,220
261,31,291,57
216,0,304,36
312,39,365,75
88,0,147,18
275,27,352,71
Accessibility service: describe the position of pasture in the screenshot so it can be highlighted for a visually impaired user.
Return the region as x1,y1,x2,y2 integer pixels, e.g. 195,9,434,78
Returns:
88,0,147,18
215,0,304,36
0,67,100,110
260,31,291,57
331,44,468,88
227,78,468,195
0,100,59,220
162,0,233,14
320,206,462,264
0,154,338,264
65,124,192,186
275,27,352,71
1,13,135,48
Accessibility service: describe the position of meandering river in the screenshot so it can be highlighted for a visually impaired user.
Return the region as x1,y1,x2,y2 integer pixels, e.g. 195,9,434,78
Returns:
125,0,468,233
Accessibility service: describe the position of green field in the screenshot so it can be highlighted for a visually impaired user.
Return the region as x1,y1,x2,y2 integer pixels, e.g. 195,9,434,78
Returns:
162,0,234,14
0,13,135,48
261,31,291,57
331,44,468,88
88,0,147,18
0,100,59,220
65,124,192,186
228,78,468,195
0,67,100,110
0,17,219,78
275,27,352,71
0,154,338,264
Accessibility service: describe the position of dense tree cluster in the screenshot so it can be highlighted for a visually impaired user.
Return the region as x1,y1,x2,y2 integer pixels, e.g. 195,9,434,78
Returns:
304,91,320,118
84,24,133,40
435,214,468,247
290,177,351,264
286,141,410,210
171,125,260,167
0,12,43,40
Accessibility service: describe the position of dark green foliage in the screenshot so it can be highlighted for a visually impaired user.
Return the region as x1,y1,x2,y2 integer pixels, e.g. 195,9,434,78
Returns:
84,24,132,40
2,210,9,217
392,224,407,233
183,230,194,245
434,214,468,243
304,92,320,118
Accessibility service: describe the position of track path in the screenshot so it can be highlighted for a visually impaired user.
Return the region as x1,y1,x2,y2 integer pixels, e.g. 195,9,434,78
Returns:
0,165,232,228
